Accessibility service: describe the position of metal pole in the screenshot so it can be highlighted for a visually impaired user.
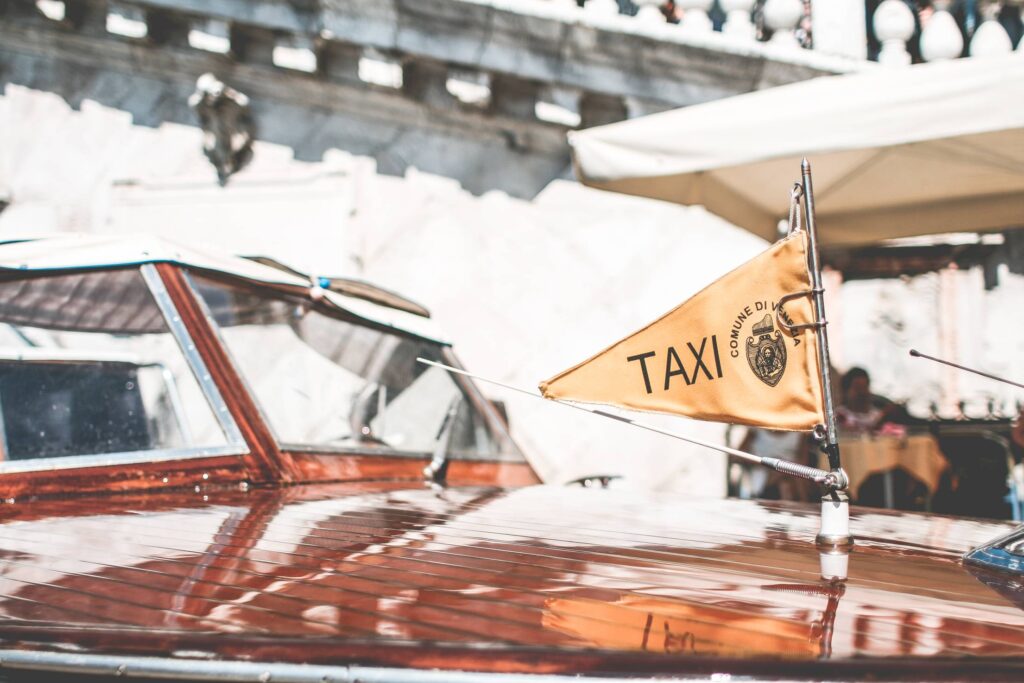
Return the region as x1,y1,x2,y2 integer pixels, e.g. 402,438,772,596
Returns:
801,159,843,473
909,349,1024,391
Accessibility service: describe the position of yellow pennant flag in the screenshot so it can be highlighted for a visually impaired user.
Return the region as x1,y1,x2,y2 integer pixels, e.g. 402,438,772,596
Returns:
539,231,825,431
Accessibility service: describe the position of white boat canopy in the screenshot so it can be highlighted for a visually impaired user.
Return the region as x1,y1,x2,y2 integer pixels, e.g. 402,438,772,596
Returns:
568,54,1024,246
0,234,445,343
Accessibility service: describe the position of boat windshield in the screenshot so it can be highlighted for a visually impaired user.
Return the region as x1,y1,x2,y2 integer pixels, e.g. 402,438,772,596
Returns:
0,267,241,471
188,272,521,461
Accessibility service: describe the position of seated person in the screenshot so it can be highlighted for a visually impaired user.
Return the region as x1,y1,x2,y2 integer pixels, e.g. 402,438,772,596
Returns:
836,367,901,434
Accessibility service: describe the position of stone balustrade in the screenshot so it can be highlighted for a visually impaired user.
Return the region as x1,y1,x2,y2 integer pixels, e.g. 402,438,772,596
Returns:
11,0,1013,112
5,0,1010,204
870,1,1022,66
3,0,1016,151
545,0,819,52
561,0,1024,65
563,0,1023,65
0,0,857,196
8,0,858,116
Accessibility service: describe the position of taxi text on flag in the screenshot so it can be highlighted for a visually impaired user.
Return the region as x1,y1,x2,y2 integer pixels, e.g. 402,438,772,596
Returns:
539,231,825,431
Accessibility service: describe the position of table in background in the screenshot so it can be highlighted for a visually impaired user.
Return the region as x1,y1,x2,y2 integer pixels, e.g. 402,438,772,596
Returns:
818,434,947,508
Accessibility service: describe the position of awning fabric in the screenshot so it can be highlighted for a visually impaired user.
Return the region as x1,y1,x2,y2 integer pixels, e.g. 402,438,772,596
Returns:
568,54,1024,246
0,234,445,343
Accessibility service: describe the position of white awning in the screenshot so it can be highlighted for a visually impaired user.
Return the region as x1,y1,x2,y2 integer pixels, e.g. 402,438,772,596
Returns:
569,54,1024,246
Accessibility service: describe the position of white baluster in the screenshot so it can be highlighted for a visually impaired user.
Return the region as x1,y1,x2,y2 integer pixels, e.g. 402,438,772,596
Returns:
677,0,714,33
919,0,964,61
873,0,915,66
585,0,620,16
721,0,757,40
633,0,666,23
970,3,1013,57
764,0,805,49
810,0,868,60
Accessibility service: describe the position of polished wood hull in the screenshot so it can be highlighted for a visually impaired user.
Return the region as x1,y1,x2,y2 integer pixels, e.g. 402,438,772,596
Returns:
0,482,1020,679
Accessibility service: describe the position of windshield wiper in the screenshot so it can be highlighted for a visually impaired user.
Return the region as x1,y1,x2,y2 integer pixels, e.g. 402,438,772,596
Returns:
424,395,462,485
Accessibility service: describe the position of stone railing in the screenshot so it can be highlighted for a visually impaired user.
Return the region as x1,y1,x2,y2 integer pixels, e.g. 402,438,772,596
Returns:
553,0,821,52
8,0,1017,138
870,1,1022,66
8,0,859,126
557,0,1022,64
3,0,860,196
540,1,856,57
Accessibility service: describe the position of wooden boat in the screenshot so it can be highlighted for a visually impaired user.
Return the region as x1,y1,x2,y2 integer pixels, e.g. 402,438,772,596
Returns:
0,234,1020,681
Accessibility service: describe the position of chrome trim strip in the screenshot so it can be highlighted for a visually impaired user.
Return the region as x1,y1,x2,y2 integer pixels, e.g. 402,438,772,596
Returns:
0,650,680,682
0,445,242,475
283,444,430,458
141,263,245,447
282,444,524,464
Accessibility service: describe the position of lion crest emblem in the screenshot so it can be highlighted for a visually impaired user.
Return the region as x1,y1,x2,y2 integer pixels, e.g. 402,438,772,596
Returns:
745,314,786,387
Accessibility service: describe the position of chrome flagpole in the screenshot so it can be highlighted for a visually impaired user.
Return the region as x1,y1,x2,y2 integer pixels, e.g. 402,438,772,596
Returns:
801,159,853,548
801,159,842,473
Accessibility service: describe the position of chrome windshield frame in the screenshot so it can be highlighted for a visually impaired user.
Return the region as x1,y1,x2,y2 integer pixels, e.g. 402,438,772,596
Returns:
0,444,244,475
141,264,245,446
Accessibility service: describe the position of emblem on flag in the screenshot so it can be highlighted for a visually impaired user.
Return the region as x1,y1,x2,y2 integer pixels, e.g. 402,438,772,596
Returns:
746,314,787,388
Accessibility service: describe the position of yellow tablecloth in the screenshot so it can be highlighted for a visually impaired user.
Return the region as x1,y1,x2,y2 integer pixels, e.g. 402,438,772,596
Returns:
817,434,948,496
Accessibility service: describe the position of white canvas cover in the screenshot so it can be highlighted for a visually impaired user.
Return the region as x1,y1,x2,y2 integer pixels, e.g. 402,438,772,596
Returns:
0,234,445,343
569,54,1024,245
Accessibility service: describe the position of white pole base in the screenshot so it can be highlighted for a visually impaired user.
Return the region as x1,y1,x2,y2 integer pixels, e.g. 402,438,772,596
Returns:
819,549,850,581
816,491,854,549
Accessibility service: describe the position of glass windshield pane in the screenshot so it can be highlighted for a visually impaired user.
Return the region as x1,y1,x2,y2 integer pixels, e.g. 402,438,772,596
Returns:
0,269,235,466
190,273,521,461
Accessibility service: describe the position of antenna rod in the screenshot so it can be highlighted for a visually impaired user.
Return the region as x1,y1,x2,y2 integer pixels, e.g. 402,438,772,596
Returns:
801,159,843,473
909,349,1024,391
418,358,847,491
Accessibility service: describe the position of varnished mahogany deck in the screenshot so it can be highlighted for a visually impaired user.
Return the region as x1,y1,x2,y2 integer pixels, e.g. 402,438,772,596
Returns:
0,482,1020,678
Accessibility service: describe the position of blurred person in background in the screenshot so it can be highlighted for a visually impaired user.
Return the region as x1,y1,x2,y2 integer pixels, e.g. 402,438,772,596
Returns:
837,366,902,434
